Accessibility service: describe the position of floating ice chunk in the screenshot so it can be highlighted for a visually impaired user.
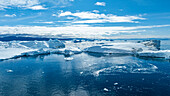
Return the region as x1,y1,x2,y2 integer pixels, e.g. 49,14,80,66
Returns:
103,88,109,91
137,50,170,59
93,68,107,76
0,48,36,60
21,48,50,56
85,46,132,55
0,39,66,60
114,83,118,86
85,41,162,56
64,57,74,61
19,39,65,49
48,39,65,48
141,40,160,50
73,39,82,43
0,39,65,49
56,47,82,55
80,72,83,74
7,69,13,73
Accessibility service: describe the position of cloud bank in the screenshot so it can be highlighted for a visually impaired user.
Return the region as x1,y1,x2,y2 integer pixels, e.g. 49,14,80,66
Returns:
0,25,169,38
95,2,106,6
58,11,145,23
0,0,73,10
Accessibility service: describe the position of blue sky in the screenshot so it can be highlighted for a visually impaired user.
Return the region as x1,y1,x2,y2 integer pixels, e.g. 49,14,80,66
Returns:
0,0,170,38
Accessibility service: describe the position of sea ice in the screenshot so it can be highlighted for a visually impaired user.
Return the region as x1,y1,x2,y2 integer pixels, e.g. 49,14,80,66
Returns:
64,57,74,61
0,39,65,60
6,69,13,73
19,39,65,49
0,48,36,60
84,41,157,55
137,50,170,59
114,83,118,86
103,88,109,91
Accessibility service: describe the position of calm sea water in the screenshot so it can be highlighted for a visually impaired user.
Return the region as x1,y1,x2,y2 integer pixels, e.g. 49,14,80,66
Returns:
0,40,170,96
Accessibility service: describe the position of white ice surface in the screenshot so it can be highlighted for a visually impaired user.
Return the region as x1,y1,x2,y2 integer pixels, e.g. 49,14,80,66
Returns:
0,40,169,60
84,42,157,55
0,39,65,60
0,48,36,60
138,50,170,59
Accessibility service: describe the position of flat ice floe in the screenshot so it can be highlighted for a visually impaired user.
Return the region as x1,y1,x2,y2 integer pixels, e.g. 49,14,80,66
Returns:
0,39,65,60
84,42,158,54
0,48,36,60
138,50,170,59
84,40,170,59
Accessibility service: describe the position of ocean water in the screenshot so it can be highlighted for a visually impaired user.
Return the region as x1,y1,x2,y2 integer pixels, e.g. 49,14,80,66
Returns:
0,40,170,96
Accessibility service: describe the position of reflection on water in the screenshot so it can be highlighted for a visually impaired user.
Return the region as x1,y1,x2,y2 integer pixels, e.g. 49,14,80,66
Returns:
0,53,170,96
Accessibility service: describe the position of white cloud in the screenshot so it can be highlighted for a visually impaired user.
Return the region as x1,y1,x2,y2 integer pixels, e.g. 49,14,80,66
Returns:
28,5,47,10
4,14,16,17
58,11,145,23
52,14,57,17
92,10,99,13
67,17,74,19
32,21,54,24
0,0,72,10
56,21,72,23
95,2,106,6
0,25,169,38
0,0,39,9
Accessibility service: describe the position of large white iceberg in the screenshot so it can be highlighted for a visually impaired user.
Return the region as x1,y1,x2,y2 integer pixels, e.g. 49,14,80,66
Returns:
84,40,170,60
84,41,158,55
0,39,65,60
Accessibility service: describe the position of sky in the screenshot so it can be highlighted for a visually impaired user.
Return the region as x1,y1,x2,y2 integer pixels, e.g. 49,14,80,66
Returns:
0,0,170,38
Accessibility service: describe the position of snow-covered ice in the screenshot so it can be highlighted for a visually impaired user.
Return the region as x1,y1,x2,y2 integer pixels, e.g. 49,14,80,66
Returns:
0,48,36,60
103,88,109,91
114,83,118,86
0,39,65,60
138,50,170,59
84,41,158,55
64,57,74,61
6,69,13,73
0,39,169,61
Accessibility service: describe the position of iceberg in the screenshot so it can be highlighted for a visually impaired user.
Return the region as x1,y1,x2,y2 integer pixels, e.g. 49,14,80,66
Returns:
137,50,170,60
64,57,74,61
19,39,65,49
0,39,65,60
0,39,169,61
141,40,161,50
53,47,82,56
84,46,132,55
21,48,50,56
84,41,157,55
0,48,36,60
0,39,84,61
84,40,170,60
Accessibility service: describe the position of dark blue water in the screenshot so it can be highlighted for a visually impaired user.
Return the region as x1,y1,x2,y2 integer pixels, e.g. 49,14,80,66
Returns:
0,40,170,96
